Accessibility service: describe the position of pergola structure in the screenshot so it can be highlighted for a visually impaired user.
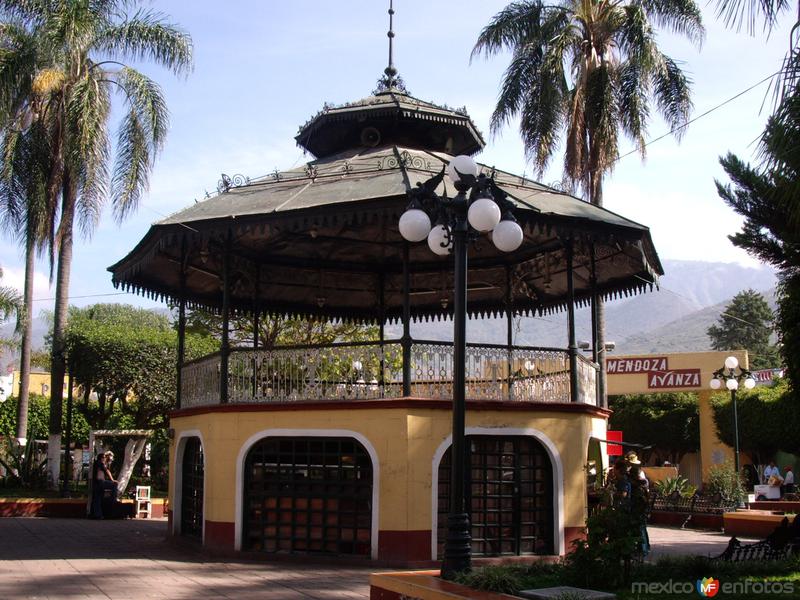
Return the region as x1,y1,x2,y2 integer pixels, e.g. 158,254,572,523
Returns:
109,44,663,563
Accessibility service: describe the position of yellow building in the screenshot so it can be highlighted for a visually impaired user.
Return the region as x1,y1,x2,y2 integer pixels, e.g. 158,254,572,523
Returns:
109,65,664,564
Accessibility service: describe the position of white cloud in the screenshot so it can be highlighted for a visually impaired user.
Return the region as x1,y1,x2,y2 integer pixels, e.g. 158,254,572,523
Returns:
0,266,54,313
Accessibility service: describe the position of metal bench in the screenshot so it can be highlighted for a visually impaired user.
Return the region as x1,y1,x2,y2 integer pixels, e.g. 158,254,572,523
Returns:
715,516,800,562
651,491,737,515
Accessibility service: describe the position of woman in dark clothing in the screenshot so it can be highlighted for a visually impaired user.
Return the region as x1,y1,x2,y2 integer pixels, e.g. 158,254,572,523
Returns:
89,451,118,519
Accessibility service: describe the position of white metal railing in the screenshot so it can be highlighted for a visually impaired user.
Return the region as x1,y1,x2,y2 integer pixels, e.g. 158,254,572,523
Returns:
179,340,597,408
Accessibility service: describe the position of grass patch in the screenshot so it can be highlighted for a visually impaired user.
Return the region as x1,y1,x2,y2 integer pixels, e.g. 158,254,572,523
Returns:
456,555,800,599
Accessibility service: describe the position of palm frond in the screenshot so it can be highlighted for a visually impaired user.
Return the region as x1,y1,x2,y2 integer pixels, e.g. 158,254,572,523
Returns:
0,266,21,321
109,66,167,222
640,0,705,46
713,0,789,34
65,71,110,238
616,62,649,157
93,9,193,75
472,1,545,60
651,53,693,138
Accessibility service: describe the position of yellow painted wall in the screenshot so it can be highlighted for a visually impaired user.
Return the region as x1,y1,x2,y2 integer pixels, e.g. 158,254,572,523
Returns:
10,371,60,397
169,405,600,547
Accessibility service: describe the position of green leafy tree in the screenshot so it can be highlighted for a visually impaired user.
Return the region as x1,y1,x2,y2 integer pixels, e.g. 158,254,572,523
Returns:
608,393,700,464
65,304,215,430
472,0,704,404
0,0,193,486
0,392,90,446
711,379,799,464
63,304,214,494
706,289,779,369
183,309,380,349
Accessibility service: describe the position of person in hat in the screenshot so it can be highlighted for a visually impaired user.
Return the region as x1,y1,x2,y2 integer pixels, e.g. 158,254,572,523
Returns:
626,451,650,558
625,452,649,485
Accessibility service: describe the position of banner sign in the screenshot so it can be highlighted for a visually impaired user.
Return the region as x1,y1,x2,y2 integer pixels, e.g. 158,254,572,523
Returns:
647,368,702,389
752,368,784,385
607,356,668,374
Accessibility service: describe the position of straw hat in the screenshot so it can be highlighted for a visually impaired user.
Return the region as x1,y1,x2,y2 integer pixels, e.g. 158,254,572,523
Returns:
625,451,641,465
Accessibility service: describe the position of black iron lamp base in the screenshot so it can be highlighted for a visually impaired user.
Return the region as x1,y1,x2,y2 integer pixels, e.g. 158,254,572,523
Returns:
441,512,472,580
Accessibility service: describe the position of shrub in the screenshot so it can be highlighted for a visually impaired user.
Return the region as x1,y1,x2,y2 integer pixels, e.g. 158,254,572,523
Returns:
706,461,746,503
654,475,697,498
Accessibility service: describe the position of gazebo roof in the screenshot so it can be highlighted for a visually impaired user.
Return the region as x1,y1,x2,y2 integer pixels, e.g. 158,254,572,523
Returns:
295,89,485,158
109,143,663,323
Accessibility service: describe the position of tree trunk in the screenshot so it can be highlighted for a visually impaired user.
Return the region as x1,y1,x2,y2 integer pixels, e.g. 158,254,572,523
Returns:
115,437,147,497
47,176,75,489
15,234,35,442
589,170,608,408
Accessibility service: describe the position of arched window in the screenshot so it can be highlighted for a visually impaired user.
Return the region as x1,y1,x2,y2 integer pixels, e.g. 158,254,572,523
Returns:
438,436,554,557
243,437,372,556
181,437,204,538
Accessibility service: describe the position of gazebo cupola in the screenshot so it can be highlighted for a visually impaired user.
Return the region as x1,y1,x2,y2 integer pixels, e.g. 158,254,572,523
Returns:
294,14,483,160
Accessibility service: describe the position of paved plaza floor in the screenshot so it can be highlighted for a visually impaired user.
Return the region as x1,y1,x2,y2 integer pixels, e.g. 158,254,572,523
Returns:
0,519,756,599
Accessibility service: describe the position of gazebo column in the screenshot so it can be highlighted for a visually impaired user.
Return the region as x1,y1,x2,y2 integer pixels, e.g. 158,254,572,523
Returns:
220,232,232,404
566,242,579,403
401,242,411,396
379,272,386,394
176,237,187,410
252,266,260,398
505,266,514,401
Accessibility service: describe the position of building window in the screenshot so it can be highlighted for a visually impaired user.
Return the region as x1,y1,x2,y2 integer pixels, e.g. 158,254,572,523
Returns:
243,437,372,556
181,437,204,538
438,436,553,557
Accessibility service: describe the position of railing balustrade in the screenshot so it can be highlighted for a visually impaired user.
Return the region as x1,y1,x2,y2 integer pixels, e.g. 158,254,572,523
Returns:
180,340,598,408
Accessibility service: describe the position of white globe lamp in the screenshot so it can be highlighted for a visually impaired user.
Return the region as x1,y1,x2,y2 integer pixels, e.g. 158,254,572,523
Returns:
744,377,756,389
399,208,431,242
467,198,501,232
446,155,479,183
724,356,739,370
492,219,524,252
709,378,722,390
427,224,452,255
726,378,739,390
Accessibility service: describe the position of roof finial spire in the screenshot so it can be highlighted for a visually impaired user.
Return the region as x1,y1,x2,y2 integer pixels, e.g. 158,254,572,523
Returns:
375,0,407,93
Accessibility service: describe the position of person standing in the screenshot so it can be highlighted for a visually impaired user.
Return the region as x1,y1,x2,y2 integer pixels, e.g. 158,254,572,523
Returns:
783,466,795,496
89,451,118,519
764,460,781,484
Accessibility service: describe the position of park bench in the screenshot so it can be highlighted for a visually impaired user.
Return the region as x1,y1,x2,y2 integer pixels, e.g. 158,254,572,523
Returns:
715,516,800,562
651,491,737,515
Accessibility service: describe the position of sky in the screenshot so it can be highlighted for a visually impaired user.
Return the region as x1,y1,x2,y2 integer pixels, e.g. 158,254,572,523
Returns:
0,0,791,315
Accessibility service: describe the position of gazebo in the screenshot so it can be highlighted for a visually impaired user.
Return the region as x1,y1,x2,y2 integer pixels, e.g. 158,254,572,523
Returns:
109,64,662,563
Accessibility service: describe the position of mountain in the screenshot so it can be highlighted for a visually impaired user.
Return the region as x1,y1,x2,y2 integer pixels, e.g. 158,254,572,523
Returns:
403,259,777,352
0,260,778,371
619,287,778,354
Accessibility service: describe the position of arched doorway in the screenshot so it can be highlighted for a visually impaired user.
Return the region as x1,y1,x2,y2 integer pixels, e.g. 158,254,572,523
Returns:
437,436,554,557
180,437,204,538
242,437,373,556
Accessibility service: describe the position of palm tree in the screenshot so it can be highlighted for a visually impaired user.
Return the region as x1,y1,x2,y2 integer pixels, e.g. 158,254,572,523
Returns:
473,0,704,404
0,20,58,443
0,0,192,486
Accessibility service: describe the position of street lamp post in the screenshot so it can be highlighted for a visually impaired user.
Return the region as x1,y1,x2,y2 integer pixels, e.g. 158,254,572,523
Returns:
399,155,523,579
709,355,756,476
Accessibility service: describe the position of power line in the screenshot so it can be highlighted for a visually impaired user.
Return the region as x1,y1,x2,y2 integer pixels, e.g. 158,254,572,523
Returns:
31,292,134,302
612,70,780,166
